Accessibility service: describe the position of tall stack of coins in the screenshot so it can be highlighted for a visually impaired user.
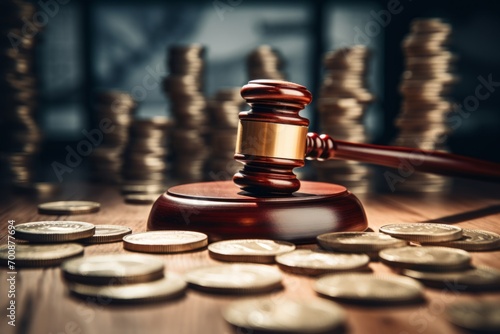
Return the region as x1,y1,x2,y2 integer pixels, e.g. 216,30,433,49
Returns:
206,88,246,179
162,45,208,182
247,45,286,80
315,46,374,193
0,0,41,187
90,91,136,184
392,18,456,192
121,117,171,186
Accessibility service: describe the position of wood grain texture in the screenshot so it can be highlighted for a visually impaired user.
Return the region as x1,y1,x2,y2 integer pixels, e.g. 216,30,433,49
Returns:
0,180,499,334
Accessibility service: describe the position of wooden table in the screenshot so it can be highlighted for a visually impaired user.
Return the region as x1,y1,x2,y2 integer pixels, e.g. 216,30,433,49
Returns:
1,179,499,334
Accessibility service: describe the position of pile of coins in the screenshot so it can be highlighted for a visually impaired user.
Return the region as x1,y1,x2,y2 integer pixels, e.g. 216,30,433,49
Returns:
247,45,286,80
121,117,171,190
90,91,136,184
0,0,42,187
162,45,209,182
392,18,457,192
315,45,375,193
206,88,246,179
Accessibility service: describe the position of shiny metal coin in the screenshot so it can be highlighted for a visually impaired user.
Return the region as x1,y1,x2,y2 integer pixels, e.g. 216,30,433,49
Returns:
0,243,84,267
420,228,500,251
80,225,132,244
317,232,408,253
446,301,500,333
379,223,462,242
184,263,282,294
38,201,101,215
223,298,346,334
379,246,471,271
15,221,95,242
123,231,208,253
61,254,165,285
208,239,296,264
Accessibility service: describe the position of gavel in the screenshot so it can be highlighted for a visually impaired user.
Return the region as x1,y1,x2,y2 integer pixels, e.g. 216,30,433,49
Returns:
233,80,500,194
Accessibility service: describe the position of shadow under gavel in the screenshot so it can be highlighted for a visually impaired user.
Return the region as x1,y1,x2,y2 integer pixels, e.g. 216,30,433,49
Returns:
233,79,500,194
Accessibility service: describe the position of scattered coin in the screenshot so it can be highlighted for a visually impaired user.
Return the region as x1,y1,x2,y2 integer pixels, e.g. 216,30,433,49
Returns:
15,221,95,242
184,263,282,294
123,231,208,253
38,201,101,215
80,225,132,244
379,246,471,271
379,223,462,242
223,298,346,334
419,228,500,251
317,232,408,254
61,254,165,285
276,249,370,276
0,243,84,267
402,267,500,291
315,273,424,305
208,239,295,264
124,193,161,205
67,273,186,304
446,301,500,333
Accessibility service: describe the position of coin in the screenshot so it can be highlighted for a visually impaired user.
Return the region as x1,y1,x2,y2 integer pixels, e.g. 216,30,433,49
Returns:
446,301,500,333
402,267,500,291
123,231,208,253
208,239,296,264
80,225,132,244
419,228,500,251
184,263,282,294
223,298,346,334
379,223,462,242
61,254,165,285
317,232,408,253
276,249,370,276
38,201,101,215
379,246,471,271
67,273,186,304
15,221,95,242
0,243,84,267
124,193,161,205
315,273,424,305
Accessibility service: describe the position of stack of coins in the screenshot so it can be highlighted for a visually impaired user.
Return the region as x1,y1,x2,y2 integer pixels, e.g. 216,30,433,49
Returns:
0,0,42,187
121,117,171,187
392,18,456,192
162,45,209,182
206,88,246,179
247,45,286,80
315,46,375,193
90,91,136,184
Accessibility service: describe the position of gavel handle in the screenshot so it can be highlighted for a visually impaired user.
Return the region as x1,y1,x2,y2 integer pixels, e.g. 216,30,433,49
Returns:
306,133,500,182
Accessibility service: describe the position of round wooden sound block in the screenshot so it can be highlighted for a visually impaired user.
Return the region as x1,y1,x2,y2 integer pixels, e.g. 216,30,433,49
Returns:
147,181,367,244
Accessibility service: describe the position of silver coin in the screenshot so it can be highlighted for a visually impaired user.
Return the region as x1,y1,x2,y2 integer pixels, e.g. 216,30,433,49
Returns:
315,273,424,304
15,221,95,242
208,239,295,264
420,228,500,251
38,201,101,215
446,301,500,332
0,243,84,267
379,223,462,242
80,225,132,244
317,232,408,252
123,231,208,253
379,246,471,271
223,298,346,334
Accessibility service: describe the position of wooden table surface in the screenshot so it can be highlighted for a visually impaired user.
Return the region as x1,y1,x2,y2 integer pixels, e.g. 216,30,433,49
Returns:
1,179,499,334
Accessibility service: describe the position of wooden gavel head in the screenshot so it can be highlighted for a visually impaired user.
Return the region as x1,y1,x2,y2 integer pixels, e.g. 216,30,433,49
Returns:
233,80,312,194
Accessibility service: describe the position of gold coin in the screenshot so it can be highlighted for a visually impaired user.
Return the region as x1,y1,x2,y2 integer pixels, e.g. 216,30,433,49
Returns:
402,267,500,291
80,225,132,244
420,229,500,251
67,273,186,304
184,263,282,294
379,223,462,242
15,221,95,242
276,249,370,276
0,243,84,267
208,239,295,264
446,301,500,333
124,193,161,205
317,232,408,253
123,231,208,253
379,246,471,271
38,201,100,215
223,298,346,333
315,273,424,305
61,254,164,285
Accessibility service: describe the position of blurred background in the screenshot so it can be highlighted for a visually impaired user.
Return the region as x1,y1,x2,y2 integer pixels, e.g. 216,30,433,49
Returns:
1,0,499,195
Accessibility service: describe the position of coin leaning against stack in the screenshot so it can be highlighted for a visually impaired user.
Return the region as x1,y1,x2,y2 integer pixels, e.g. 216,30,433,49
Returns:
392,18,457,193
0,0,42,187
163,44,209,182
315,45,374,193
247,45,286,80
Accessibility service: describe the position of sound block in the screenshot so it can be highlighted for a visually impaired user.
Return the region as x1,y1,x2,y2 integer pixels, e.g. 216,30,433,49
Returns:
147,181,367,244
